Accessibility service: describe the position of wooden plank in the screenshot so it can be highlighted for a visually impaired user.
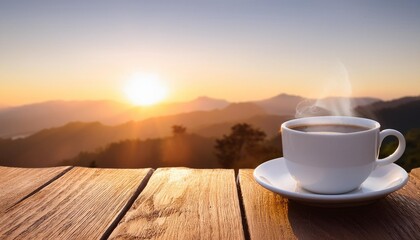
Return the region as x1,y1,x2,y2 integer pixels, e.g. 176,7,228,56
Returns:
109,168,245,240
0,167,153,240
0,166,71,212
238,169,296,240
239,168,420,240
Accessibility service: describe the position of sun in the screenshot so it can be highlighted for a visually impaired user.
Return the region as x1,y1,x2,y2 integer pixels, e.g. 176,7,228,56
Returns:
123,73,168,106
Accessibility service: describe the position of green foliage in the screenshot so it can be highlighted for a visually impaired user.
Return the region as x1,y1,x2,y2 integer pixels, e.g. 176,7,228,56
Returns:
380,128,420,172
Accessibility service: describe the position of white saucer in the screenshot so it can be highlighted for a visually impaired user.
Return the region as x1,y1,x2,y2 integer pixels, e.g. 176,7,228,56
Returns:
254,158,408,207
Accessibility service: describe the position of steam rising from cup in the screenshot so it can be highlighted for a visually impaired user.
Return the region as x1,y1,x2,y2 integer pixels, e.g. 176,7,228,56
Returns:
295,62,356,118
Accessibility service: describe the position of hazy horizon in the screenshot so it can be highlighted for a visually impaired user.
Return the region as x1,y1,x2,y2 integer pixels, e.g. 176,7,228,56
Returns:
3,92,420,109
1,1,420,106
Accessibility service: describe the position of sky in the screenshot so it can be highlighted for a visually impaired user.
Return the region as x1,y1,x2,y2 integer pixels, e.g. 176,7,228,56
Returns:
1,0,419,106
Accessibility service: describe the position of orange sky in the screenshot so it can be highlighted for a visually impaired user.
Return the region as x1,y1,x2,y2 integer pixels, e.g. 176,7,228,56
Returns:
1,1,419,106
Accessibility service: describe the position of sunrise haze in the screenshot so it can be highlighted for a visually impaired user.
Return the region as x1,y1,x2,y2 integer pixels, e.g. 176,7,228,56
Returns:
1,0,419,106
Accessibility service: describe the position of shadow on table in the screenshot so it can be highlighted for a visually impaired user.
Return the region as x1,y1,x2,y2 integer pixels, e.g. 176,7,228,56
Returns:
287,195,420,240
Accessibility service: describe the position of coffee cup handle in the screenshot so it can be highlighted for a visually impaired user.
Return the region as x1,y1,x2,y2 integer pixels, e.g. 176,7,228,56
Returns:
376,129,406,166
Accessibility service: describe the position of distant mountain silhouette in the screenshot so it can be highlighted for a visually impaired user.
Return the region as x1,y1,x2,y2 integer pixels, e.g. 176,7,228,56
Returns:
163,96,230,112
254,94,379,117
118,96,230,122
0,104,9,111
0,97,229,138
0,100,131,138
254,93,304,115
0,94,382,139
120,102,266,141
0,95,418,168
294,97,380,117
358,96,420,112
316,97,379,115
0,122,124,167
317,97,379,108
357,96,420,133
0,102,266,167
194,115,293,138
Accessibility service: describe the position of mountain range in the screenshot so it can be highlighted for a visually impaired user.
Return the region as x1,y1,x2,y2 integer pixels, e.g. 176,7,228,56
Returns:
0,97,230,138
0,94,418,168
0,94,378,138
0,102,270,167
356,96,420,133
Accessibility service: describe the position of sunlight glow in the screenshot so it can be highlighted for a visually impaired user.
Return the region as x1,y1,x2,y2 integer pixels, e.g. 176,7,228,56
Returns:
124,73,168,106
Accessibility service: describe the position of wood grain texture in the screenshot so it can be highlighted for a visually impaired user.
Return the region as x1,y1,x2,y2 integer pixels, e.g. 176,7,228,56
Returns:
109,168,245,240
0,167,153,240
239,168,420,240
0,166,71,212
238,169,296,240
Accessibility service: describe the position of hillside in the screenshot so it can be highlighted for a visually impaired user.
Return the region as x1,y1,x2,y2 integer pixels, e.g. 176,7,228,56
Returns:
138,102,266,137
380,128,420,171
0,97,230,138
0,122,123,167
0,94,381,139
0,100,131,138
65,125,420,172
359,96,420,112
356,96,420,133
131,96,230,117
65,134,220,169
253,94,304,115
253,94,378,116
194,115,293,138
0,102,267,167
0,105,9,111
0,95,418,168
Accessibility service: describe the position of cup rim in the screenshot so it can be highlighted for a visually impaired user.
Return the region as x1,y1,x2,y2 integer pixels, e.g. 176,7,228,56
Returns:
281,116,380,136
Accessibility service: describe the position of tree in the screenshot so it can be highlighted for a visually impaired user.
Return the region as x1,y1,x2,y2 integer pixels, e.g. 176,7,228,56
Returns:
215,123,267,168
172,125,187,136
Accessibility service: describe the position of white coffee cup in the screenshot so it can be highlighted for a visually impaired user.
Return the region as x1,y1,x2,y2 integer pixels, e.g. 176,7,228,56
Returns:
281,116,406,194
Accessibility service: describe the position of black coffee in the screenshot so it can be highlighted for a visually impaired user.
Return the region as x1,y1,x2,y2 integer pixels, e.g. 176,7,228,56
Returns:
290,124,370,133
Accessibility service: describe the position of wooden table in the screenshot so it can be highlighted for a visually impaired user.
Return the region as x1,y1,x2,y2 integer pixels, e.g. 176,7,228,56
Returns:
0,166,419,240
